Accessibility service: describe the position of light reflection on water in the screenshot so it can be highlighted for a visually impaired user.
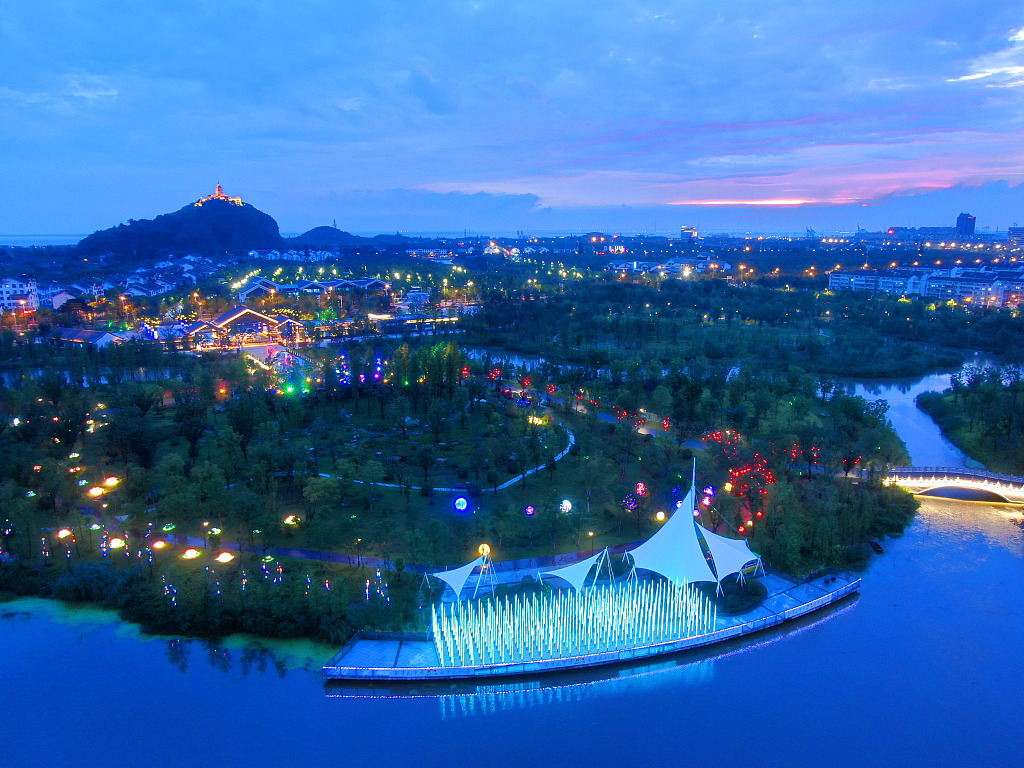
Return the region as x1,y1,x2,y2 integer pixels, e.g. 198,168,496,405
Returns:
3,476,1023,764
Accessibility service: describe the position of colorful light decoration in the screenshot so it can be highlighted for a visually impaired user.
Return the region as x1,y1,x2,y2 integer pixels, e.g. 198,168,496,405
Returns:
283,514,300,525
109,537,125,549
560,499,572,513
525,505,535,516
455,497,468,512
103,476,120,487
57,528,72,539
151,540,167,549
635,482,647,496
87,487,105,497
431,580,716,667
182,548,201,559
703,486,715,496
162,523,176,532
215,552,235,563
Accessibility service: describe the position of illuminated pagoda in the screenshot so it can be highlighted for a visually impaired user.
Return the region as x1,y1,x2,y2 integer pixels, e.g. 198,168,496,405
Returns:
194,183,244,207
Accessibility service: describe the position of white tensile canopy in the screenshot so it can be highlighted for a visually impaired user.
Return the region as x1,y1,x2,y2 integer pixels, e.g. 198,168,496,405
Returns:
626,487,716,585
429,555,484,599
543,548,608,592
698,524,759,586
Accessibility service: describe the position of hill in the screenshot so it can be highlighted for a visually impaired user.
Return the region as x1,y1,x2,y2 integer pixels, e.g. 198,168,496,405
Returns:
284,226,440,250
78,197,283,258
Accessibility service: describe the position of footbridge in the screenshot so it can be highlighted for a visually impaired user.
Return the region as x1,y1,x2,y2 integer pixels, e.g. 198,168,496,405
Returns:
886,466,1024,505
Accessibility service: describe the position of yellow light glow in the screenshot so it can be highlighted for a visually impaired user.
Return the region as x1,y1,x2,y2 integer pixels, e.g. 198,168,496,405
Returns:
88,487,105,497
103,476,120,487
215,551,235,563
478,543,491,557
182,548,201,559
109,537,125,549
656,511,666,522
57,528,72,539
283,514,300,525
151,540,167,549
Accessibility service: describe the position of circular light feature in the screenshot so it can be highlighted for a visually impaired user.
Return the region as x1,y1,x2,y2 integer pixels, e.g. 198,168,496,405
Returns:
655,511,666,522
560,499,572,513
525,505,535,516
182,548,201,559
151,540,167,549
478,543,491,557
454,497,468,512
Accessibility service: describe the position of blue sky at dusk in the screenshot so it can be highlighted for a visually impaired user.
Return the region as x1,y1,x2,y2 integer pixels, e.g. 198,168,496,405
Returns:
2,1,1024,236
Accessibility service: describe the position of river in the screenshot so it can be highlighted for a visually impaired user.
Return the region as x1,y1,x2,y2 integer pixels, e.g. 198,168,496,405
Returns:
3,371,1022,768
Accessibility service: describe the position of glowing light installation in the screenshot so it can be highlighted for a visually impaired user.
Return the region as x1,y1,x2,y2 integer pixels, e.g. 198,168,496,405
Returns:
431,580,716,667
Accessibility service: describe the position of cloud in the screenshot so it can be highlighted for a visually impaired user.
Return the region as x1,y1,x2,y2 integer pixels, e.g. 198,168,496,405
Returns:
948,26,1024,86
3,2,1024,233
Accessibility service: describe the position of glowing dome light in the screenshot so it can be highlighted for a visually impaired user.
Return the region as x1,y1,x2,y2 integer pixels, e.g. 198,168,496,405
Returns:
209,527,222,535
57,528,72,539
87,487,105,497
162,523,176,532
655,511,666,522
283,514,301,525
182,548,201,559
478,543,491,557
103,476,120,487
455,497,468,512
151,540,167,549
560,499,572,514
109,537,125,549
215,551,235,563
89,523,102,530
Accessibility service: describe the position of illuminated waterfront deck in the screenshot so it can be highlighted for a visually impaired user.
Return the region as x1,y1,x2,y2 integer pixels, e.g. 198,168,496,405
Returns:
322,570,860,680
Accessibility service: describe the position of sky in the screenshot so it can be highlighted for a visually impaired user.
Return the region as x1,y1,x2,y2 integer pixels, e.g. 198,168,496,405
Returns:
2,1,1024,237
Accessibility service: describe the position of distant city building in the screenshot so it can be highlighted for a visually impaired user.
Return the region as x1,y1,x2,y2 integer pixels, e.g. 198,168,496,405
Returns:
680,226,698,240
1008,227,1024,248
955,213,976,240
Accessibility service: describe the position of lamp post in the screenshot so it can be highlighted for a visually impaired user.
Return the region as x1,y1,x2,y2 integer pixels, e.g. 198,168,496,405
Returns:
588,531,594,555
355,538,362,569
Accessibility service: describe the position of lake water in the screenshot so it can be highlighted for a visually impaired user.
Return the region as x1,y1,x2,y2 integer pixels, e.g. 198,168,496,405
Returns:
4,373,1023,768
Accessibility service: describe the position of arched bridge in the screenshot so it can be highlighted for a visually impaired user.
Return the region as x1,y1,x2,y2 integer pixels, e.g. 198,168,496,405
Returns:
886,467,1024,505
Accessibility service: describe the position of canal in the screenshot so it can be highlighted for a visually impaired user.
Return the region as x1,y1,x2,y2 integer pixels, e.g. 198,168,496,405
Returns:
2,371,1022,768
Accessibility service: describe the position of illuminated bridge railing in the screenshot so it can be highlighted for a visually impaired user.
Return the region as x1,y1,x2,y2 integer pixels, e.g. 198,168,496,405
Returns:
888,467,1024,489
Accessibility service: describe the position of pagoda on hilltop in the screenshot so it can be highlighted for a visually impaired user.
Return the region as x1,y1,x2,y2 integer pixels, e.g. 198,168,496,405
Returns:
195,183,244,207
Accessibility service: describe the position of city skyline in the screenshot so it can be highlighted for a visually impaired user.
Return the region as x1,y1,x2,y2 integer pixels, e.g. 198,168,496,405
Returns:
2,1,1024,236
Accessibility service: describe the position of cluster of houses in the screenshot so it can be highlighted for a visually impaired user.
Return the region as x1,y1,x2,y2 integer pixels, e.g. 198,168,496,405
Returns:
604,254,734,276
235,276,389,303
1,255,219,313
827,265,1024,307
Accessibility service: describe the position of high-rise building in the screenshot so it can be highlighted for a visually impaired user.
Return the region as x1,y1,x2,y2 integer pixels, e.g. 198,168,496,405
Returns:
955,213,976,239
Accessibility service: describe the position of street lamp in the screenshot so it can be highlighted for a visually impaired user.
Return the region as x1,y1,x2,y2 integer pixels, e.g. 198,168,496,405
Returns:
355,538,362,568
588,531,594,554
